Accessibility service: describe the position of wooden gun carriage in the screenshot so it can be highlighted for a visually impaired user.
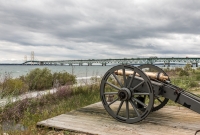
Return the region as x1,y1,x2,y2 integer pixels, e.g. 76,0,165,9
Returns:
100,64,200,123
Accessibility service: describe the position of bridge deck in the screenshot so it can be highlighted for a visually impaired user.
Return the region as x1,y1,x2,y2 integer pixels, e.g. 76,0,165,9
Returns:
37,102,200,135
23,57,200,66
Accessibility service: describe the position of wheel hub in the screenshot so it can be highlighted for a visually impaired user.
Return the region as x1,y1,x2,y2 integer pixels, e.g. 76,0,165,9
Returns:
118,88,131,101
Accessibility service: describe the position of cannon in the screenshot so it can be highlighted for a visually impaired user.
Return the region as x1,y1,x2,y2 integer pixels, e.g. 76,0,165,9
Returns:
100,64,200,123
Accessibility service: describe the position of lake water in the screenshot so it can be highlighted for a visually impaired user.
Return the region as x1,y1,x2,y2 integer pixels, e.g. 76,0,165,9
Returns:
0,64,190,79
0,65,113,78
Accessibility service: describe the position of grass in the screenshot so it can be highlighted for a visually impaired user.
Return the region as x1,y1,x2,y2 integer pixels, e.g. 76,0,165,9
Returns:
0,84,100,135
167,67,200,90
1,65,200,134
164,67,200,106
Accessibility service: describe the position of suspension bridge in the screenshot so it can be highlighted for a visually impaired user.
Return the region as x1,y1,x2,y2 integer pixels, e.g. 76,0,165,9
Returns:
22,57,200,67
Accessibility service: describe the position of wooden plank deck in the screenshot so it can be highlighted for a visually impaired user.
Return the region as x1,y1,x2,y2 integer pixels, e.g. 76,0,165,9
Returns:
37,102,200,135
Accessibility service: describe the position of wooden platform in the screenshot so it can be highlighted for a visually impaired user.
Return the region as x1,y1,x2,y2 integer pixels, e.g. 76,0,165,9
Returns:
37,102,200,135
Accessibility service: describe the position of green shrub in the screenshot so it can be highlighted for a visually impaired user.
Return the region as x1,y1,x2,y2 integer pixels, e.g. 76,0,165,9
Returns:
174,67,183,72
53,71,76,86
1,78,28,97
0,72,12,90
179,70,189,76
197,67,200,70
26,68,53,90
163,67,170,72
26,68,76,90
189,81,199,88
184,64,192,71
196,74,200,81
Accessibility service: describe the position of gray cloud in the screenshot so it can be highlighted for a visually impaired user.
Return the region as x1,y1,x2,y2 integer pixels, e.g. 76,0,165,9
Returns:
0,0,200,63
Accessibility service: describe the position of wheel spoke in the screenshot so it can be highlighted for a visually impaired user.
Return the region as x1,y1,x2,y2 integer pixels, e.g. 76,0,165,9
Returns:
116,101,124,115
126,101,129,119
138,64,169,112
106,82,121,91
130,80,145,91
108,98,119,106
104,92,118,95
133,93,149,95
130,99,140,117
123,68,127,87
156,97,163,103
127,71,136,88
112,73,122,87
100,65,155,123
132,97,147,108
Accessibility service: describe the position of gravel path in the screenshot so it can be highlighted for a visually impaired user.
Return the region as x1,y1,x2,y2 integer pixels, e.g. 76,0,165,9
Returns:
0,88,58,107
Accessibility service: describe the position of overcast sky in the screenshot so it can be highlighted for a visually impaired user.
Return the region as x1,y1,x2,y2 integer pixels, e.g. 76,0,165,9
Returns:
0,0,200,63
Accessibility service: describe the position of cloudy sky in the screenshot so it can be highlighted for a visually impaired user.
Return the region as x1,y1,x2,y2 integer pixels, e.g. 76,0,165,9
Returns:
0,0,200,63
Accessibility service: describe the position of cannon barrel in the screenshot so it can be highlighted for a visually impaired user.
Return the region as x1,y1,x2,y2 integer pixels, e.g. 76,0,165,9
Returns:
114,70,169,81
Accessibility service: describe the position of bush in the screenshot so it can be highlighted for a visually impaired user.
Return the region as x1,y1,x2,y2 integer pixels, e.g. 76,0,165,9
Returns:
184,64,192,71
0,68,77,97
53,71,76,87
163,67,170,72
179,70,189,76
1,78,28,97
174,67,183,72
197,67,200,70
196,74,200,81
26,68,53,90
0,72,12,91
25,68,76,90
189,81,199,88
192,69,196,74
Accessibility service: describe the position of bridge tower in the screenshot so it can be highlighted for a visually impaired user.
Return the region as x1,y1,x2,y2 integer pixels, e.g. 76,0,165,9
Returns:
24,55,27,65
24,55,27,62
31,51,34,65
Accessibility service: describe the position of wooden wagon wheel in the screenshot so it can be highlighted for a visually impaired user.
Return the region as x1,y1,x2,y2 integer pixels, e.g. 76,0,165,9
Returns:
100,65,154,123
138,64,170,112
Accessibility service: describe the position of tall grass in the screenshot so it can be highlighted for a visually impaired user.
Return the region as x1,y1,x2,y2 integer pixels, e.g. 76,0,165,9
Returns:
0,83,100,134
0,67,99,134
165,65,200,90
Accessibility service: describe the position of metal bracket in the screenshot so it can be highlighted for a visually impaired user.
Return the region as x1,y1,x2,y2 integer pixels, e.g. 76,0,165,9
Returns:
174,88,184,102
